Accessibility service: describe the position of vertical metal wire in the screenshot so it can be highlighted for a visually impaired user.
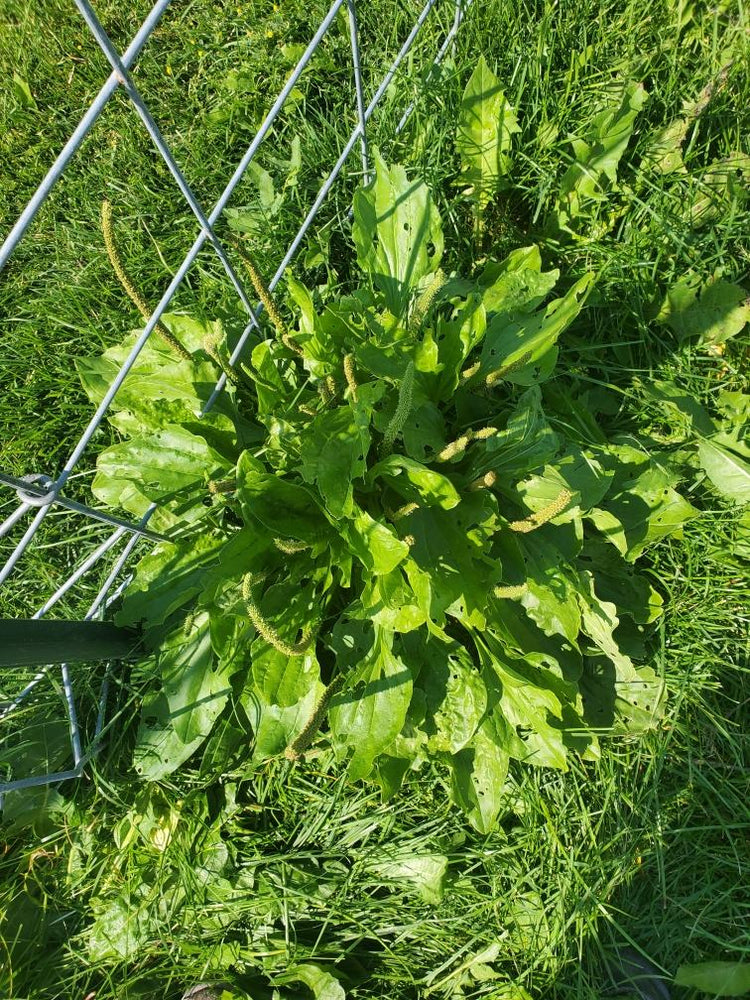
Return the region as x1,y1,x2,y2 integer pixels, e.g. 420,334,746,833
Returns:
347,0,371,183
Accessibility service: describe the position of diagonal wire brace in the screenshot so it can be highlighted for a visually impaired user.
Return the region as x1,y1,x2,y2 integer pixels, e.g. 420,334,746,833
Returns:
0,472,168,542
72,0,261,322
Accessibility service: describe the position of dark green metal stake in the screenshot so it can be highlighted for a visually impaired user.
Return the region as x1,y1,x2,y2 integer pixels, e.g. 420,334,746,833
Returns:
0,620,141,667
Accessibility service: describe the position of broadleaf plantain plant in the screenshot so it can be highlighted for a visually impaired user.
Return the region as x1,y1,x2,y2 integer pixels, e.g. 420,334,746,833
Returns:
79,136,698,831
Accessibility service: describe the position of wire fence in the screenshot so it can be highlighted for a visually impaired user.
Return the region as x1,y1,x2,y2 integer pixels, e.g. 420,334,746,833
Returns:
0,0,470,795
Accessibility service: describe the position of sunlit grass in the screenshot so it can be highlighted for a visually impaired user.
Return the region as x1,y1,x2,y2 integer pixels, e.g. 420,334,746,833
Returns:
0,0,748,997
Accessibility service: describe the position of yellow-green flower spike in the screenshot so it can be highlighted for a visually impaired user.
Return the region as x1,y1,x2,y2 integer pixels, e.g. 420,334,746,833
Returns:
472,426,497,441
273,537,310,554
437,434,471,462
485,351,532,388
382,362,415,455
202,333,240,386
412,268,446,326
208,477,236,496
242,573,315,657
231,238,288,340
468,470,497,491
388,501,419,522
101,199,191,361
343,354,358,401
281,332,305,356
285,675,346,761
460,361,481,383
510,488,572,533
493,584,527,599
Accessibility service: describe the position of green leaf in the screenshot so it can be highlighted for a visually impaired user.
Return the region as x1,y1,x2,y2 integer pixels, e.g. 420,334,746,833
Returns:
93,424,230,510
300,405,370,517
329,628,413,780
360,846,449,903
12,72,37,109
643,116,690,175
77,318,243,450
517,538,582,645
688,153,750,228
412,631,487,752
369,454,461,509
480,273,593,384
401,402,448,461
161,613,233,743
517,444,614,522
244,581,331,757
340,506,409,575
697,435,750,504
249,582,322,708
480,245,559,317
659,279,750,345
449,710,511,833
116,535,224,628
470,386,559,482
237,451,332,544
580,539,663,624
352,152,444,318
587,459,698,560
553,81,648,232
478,634,569,769
359,568,428,633
280,964,346,1000
675,962,750,997
134,691,207,780
407,494,499,627
456,54,520,226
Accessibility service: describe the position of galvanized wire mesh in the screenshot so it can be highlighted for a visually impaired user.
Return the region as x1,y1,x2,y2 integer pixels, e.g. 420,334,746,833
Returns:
0,0,470,795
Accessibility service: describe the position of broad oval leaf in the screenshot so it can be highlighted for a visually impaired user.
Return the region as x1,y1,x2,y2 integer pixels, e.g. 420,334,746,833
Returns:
369,454,461,509
352,152,443,318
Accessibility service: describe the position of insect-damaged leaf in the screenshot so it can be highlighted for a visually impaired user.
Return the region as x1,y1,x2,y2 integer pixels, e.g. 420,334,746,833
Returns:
353,152,443,318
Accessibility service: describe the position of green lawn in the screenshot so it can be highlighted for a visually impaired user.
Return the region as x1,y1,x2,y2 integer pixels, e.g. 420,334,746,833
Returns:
0,0,748,998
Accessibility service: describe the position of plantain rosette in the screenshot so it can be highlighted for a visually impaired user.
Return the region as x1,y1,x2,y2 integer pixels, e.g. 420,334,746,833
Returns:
79,156,696,832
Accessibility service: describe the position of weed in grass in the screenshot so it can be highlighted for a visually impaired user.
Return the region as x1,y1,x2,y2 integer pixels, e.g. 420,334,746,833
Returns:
0,0,748,998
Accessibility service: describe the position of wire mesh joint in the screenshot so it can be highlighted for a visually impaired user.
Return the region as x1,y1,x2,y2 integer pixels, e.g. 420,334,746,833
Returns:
15,473,58,507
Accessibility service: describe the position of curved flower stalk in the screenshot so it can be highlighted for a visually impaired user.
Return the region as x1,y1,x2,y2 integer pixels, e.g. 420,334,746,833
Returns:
381,362,415,455
232,239,303,355
202,332,240,386
284,675,346,761
101,199,190,360
273,537,310,554
412,268,446,326
242,573,317,657
485,351,532,388
437,426,497,462
343,354,358,401
493,584,527,599
510,488,572,533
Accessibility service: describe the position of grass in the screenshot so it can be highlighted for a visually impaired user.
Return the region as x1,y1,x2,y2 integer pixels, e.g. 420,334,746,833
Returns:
1,0,749,998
